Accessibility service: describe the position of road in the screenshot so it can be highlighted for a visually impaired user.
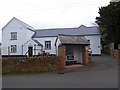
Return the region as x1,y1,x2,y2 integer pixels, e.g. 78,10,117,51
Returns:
2,54,118,88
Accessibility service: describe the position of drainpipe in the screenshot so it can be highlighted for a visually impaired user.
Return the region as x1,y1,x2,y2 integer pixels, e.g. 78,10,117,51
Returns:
8,46,10,56
22,45,23,55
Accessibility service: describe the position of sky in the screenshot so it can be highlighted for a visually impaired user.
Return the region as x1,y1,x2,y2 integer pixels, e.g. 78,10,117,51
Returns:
0,0,110,42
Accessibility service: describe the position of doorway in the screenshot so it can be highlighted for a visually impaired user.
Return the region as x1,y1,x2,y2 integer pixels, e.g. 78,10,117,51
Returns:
65,45,83,65
28,47,33,57
74,46,82,64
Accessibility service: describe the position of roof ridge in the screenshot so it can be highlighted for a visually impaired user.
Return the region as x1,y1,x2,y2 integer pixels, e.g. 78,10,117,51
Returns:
79,25,98,28
34,27,79,31
79,25,86,28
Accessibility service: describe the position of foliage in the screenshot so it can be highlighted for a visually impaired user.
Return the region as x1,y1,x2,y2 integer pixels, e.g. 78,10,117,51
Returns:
96,1,120,47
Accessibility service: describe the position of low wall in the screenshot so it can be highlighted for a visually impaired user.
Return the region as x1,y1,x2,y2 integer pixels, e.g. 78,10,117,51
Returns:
103,43,120,59
113,50,120,59
2,56,64,74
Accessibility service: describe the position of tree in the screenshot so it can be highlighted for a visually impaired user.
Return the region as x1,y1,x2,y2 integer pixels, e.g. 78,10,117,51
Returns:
96,1,120,49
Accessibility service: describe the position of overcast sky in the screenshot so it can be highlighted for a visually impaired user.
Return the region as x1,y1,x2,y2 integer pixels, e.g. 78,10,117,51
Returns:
0,0,110,42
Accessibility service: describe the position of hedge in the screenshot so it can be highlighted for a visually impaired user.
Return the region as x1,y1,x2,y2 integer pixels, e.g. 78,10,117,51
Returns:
2,56,64,74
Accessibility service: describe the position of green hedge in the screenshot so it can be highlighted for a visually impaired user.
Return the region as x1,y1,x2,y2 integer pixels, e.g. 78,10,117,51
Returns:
2,56,63,74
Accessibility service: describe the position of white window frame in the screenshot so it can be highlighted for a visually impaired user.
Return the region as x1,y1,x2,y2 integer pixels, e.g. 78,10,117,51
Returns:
45,41,51,50
11,32,17,40
11,45,17,53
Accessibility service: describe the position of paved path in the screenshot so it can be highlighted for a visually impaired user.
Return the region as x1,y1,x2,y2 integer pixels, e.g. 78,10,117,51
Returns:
2,54,118,88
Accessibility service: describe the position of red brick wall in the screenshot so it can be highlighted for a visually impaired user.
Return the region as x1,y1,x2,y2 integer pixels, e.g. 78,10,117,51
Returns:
105,43,120,59
58,45,89,72
82,46,89,65
58,45,89,65
58,45,66,72
113,50,120,59
2,56,62,74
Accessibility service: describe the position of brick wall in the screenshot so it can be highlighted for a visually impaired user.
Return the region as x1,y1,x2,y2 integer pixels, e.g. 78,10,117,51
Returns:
105,43,120,59
58,45,66,72
113,50,120,59
2,56,62,74
58,45,89,66
82,46,89,65
58,45,89,72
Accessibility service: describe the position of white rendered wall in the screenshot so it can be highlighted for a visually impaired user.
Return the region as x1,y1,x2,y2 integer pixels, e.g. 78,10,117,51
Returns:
85,35,101,55
34,37,57,54
55,38,61,56
2,19,34,55
35,35,101,55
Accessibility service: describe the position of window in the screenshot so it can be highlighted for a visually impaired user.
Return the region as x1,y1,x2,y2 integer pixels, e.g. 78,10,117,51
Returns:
11,45,17,53
11,32,17,40
45,41,51,50
66,46,74,61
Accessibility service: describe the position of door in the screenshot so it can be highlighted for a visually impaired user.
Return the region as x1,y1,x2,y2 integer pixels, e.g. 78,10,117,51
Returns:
28,47,33,57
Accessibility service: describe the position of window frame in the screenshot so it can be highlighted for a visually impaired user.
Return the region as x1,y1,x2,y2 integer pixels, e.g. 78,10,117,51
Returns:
44,41,51,50
10,45,17,53
11,32,17,40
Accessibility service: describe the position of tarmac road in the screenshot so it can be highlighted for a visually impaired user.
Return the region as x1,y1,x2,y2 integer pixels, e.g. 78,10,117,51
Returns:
2,54,118,88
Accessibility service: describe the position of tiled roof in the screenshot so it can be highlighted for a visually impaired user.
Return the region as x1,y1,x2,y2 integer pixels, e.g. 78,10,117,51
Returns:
57,35,90,45
32,26,100,38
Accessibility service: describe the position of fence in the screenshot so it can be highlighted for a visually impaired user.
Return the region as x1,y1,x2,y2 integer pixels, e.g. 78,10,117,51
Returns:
2,56,65,74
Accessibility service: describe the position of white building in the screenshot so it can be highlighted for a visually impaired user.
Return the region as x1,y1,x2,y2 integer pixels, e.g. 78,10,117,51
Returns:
2,17,43,57
2,17,101,57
